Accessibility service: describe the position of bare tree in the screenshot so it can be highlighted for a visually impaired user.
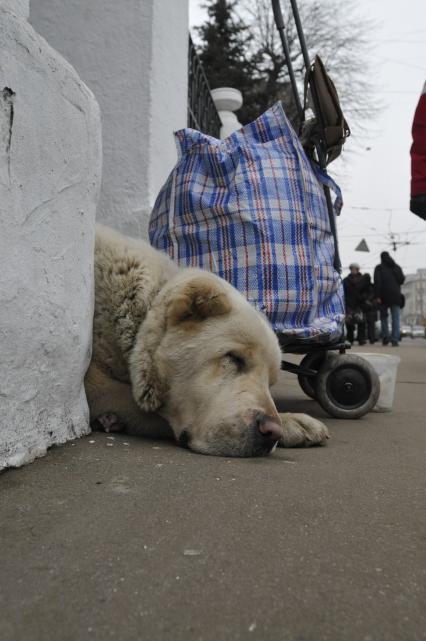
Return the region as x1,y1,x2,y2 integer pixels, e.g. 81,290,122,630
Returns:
236,0,380,135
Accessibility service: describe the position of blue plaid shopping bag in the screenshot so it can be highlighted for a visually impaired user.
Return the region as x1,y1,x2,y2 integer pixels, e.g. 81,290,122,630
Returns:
149,102,345,340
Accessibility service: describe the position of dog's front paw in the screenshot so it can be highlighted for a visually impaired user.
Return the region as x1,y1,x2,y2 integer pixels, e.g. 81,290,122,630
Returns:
278,413,329,447
91,412,124,433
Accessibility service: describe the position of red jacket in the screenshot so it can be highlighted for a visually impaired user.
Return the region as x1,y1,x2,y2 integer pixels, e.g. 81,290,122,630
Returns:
411,81,426,197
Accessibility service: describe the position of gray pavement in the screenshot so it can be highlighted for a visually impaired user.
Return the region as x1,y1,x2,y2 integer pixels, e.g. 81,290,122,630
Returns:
1,341,425,641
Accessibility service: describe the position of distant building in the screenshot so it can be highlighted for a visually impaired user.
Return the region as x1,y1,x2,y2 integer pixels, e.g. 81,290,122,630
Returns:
402,268,426,324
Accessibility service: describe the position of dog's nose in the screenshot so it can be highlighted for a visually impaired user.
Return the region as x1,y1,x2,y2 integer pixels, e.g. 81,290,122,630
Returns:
253,414,283,454
258,416,283,441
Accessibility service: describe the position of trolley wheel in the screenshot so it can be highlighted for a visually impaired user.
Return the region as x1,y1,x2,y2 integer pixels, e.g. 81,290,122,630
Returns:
297,352,326,400
315,354,380,419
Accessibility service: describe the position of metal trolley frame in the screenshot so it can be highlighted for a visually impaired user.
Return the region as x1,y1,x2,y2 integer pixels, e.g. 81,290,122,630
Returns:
272,0,379,418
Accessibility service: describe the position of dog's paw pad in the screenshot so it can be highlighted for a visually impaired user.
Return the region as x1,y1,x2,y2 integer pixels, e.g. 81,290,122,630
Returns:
92,413,123,433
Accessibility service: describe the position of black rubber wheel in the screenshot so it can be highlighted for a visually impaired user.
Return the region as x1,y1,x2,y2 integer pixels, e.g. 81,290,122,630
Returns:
297,352,326,400
315,354,380,419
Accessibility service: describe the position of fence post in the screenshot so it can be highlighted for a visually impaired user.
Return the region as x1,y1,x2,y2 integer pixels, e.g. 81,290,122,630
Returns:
211,88,243,139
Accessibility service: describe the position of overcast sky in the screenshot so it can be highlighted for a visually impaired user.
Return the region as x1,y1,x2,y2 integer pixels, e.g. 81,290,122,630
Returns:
189,0,426,277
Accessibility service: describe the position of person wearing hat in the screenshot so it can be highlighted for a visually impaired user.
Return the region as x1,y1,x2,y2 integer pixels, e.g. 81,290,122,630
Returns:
343,263,369,345
374,252,405,346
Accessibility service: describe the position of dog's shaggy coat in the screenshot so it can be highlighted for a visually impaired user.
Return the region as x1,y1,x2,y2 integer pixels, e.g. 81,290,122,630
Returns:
85,225,328,456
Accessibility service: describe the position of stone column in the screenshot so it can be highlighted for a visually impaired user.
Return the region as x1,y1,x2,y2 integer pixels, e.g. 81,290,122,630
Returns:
31,0,189,239
0,0,102,469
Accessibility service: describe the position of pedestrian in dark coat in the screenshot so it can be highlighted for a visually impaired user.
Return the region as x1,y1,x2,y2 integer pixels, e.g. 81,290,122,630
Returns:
410,80,426,220
362,273,378,344
374,252,405,346
343,263,368,345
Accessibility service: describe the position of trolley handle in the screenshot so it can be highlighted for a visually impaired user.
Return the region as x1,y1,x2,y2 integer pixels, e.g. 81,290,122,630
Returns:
270,0,303,119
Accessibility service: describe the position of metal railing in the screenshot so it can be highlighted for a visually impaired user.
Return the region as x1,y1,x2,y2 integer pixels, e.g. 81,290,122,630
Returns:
188,36,221,138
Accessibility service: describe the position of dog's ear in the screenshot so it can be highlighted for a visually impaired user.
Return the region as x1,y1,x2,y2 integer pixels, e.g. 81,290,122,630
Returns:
167,276,231,326
129,276,231,412
129,309,168,413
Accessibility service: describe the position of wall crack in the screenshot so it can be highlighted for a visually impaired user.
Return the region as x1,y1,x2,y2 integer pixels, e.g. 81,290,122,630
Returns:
0,87,16,185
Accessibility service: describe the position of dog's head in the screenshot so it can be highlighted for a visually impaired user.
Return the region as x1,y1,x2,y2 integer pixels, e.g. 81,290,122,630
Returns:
129,270,283,457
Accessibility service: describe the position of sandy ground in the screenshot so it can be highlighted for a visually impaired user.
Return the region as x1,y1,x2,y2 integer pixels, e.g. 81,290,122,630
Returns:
1,340,425,641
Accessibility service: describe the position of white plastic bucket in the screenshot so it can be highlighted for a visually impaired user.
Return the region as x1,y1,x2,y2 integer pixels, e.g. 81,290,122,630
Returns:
358,353,401,412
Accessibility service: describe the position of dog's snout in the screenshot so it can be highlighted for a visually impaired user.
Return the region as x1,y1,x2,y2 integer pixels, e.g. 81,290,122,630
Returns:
252,414,283,455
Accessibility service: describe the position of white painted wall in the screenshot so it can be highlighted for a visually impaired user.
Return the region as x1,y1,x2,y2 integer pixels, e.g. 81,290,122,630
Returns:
0,1,102,469
31,0,189,239
148,0,189,209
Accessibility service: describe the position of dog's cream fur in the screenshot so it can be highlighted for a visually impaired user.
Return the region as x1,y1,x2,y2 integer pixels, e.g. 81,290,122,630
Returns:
85,225,328,456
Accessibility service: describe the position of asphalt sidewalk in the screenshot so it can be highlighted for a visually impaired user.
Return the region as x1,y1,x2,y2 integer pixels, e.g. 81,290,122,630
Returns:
1,341,425,641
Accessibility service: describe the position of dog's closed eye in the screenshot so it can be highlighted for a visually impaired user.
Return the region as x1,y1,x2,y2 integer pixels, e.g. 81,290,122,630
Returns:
225,352,246,372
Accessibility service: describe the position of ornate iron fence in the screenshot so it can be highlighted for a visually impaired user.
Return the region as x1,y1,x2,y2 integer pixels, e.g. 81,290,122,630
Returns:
188,36,221,138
